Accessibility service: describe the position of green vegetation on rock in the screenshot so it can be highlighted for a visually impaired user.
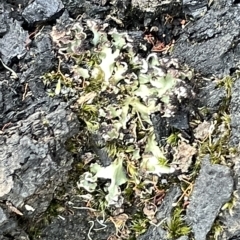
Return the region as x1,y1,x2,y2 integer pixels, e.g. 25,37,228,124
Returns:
41,17,238,240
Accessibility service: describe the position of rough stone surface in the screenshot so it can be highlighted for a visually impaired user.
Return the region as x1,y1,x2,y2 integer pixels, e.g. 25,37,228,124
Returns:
173,2,240,77
61,0,111,19
0,2,80,238
0,208,7,226
131,0,181,12
230,78,240,146
186,155,234,240
156,185,182,221
197,81,226,115
182,0,208,19
219,155,240,239
1,106,79,203
0,19,28,65
41,209,115,240
22,0,64,24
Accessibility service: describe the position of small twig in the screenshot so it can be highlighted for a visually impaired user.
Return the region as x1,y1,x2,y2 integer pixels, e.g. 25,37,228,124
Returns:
0,58,18,79
1,122,12,131
72,206,107,236
34,25,45,39
22,83,29,101
6,201,23,216
88,221,94,240
72,206,98,211
176,178,193,205
94,217,107,231
150,217,167,228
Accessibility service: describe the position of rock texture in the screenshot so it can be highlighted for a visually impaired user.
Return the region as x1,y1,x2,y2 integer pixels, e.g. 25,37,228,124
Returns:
219,154,240,240
22,0,64,24
186,155,233,240
174,0,240,77
230,78,240,146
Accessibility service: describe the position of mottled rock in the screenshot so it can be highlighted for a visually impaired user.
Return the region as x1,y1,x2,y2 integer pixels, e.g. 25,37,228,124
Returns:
0,208,7,226
41,208,115,240
173,3,240,77
1,106,79,203
230,78,240,146
0,3,8,37
22,0,64,24
219,155,240,239
197,81,226,115
0,19,28,65
186,155,233,240
177,236,189,240
182,0,208,19
61,0,110,19
156,185,182,221
131,0,181,12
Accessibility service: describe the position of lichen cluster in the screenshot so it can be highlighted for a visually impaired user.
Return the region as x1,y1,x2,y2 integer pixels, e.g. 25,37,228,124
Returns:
42,18,196,238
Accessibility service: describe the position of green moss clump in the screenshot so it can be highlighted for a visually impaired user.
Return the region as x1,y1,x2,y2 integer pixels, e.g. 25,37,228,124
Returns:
165,208,191,239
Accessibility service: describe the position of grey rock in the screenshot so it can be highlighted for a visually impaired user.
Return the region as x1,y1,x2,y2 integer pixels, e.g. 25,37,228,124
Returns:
197,81,226,114
151,113,170,146
173,4,240,77
41,208,115,240
62,0,110,19
219,156,240,239
137,225,167,240
0,19,28,65
0,30,55,126
182,0,208,19
22,0,64,24
0,208,7,226
230,78,240,145
186,155,234,240
131,0,181,13
0,4,8,37
0,104,80,207
156,185,182,221
211,0,234,10
0,7,80,235
168,109,189,131
177,236,189,240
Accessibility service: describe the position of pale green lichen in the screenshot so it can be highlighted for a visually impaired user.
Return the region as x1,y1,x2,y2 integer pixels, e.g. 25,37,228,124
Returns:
49,19,187,206
44,18,197,239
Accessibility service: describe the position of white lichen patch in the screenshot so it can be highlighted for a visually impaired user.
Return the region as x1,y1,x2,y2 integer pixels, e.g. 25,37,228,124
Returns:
46,19,194,207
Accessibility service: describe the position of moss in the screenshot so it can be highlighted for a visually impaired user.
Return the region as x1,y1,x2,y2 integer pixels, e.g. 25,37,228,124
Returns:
208,219,224,240
221,191,238,216
165,207,191,239
130,211,150,237
166,132,179,146
195,74,237,238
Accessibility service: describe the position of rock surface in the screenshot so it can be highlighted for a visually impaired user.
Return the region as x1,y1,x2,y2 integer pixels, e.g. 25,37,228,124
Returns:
219,154,240,240
0,19,27,65
173,0,240,77
186,155,233,240
22,0,64,24
230,78,240,146
41,208,115,240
